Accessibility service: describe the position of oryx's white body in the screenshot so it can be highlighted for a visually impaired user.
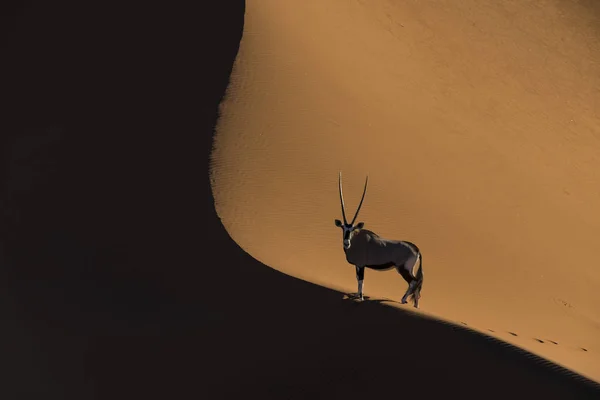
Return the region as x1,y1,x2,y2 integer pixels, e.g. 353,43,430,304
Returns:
334,172,424,308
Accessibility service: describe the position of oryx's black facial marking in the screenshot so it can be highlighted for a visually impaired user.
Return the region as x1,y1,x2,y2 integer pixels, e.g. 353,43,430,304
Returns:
334,220,365,250
342,224,354,250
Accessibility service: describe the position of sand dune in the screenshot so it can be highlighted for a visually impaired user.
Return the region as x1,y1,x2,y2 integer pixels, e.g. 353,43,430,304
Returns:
212,0,600,383
3,0,600,399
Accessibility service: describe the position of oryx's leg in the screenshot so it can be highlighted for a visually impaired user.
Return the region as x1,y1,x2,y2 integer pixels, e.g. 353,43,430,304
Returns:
398,255,419,304
401,279,418,304
413,287,421,308
355,265,365,300
413,272,422,308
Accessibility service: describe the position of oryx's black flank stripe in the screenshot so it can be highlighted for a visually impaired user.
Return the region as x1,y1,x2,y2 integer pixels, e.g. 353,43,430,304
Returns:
365,261,396,271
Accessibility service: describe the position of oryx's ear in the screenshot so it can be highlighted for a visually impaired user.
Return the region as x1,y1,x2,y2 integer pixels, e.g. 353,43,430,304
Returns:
355,222,364,230
335,219,343,227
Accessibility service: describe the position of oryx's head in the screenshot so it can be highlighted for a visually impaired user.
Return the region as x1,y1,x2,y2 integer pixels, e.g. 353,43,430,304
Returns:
334,171,369,250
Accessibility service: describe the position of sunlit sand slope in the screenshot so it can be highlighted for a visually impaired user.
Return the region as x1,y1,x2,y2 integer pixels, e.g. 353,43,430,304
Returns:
212,0,600,381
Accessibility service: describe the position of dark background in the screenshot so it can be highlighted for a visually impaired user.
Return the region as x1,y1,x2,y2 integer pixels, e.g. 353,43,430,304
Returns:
2,1,600,399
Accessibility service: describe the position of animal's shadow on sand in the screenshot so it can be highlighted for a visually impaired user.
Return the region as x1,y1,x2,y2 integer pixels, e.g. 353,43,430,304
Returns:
342,293,403,306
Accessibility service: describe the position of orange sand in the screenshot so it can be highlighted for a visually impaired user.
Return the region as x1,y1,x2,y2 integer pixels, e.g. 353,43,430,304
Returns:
211,0,600,382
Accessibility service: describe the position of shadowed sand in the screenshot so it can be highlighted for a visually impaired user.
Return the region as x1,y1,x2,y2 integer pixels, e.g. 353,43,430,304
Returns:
2,0,600,399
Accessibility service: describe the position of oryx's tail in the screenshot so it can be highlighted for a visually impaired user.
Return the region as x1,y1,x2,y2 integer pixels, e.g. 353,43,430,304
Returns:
408,252,423,306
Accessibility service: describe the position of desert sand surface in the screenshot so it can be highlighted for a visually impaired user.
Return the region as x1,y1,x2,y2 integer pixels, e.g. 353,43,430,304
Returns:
2,0,600,399
212,0,600,386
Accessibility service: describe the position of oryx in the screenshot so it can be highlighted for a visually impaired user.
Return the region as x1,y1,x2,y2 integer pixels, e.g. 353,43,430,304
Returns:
334,172,424,308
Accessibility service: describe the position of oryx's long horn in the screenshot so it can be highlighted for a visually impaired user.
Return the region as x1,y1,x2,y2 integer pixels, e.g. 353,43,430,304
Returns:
350,175,369,225
339,171,348,224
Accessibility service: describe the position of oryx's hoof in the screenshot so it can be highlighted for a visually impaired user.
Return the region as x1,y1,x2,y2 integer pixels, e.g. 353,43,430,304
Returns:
401,299,408,304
